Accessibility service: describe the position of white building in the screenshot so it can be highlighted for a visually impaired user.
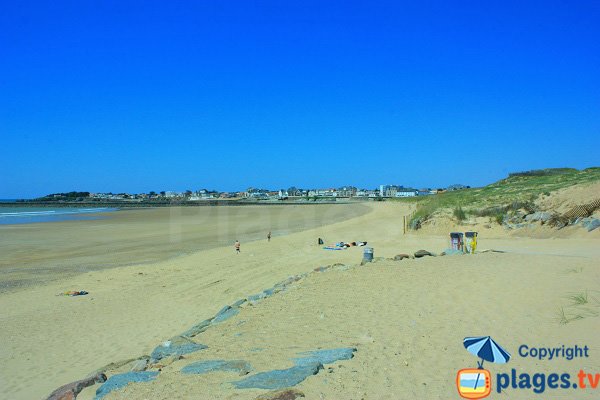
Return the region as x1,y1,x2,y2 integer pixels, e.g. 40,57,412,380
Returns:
396,190,417,197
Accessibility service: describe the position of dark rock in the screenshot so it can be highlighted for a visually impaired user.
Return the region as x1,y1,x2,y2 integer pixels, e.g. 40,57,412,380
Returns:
255,389,305,400
232,298,247,307
232,363,323,390
181,359,251,375
393,254,410,261
150,336,207,361
414,250,433,258
212,306,239,323
95,371,158,400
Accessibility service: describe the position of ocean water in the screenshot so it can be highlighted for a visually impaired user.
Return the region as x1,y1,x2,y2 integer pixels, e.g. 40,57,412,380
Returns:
0,206,118,225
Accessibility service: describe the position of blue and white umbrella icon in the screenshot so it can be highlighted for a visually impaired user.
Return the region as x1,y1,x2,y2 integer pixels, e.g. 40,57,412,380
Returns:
463,336,511,390
463,336,511,366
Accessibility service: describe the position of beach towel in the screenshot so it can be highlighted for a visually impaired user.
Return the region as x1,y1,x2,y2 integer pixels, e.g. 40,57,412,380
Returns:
58,290,89,296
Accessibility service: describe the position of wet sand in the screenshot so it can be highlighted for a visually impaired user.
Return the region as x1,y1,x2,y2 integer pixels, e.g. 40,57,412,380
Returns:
0,203,369,292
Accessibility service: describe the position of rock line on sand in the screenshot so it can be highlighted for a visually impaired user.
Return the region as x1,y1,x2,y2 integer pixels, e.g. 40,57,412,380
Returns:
46,250,465,398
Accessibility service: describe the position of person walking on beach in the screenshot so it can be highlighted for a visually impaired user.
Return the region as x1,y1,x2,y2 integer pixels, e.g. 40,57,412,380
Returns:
267,231,271,242
234,240,240,253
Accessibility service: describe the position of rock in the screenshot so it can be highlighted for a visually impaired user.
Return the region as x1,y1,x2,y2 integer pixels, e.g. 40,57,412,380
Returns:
333,264,350,271
414,250,433,258
232,298,247,307
440,248,463,256
409,218,422,230
255,389,305,400
293,348,356,366
263,287,282,297
181,359,252,375
248,292,267,302
95,371,159,400
212,306,240,323
232,347,357,390
151,354,185,369
150,336,208,362
579,218,600,232
232,363,323,390
393,254,410,261
524,212,552,222
181,319,213,338
130,358,149,372
46,373,107,400
91,356,150,376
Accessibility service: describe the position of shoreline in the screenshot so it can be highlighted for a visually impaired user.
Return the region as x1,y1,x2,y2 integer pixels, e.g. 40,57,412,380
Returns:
0,199,366,208
0,203,371,293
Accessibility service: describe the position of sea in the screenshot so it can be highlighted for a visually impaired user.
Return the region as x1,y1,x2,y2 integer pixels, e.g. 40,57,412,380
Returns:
0,201,118,225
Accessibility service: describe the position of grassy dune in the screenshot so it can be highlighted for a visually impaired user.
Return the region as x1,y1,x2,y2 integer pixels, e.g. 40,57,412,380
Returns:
404,167,600,228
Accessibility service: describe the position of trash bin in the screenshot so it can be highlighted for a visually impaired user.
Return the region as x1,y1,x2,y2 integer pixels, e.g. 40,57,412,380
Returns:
363,247,374,262
450,232,464,252
465,232,478,254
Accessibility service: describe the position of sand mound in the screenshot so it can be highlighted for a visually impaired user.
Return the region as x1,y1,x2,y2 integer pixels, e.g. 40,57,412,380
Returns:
536,181,600,215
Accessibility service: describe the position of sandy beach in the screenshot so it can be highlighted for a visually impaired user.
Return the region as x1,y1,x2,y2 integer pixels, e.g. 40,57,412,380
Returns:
0,204,369,292
1,202,599,399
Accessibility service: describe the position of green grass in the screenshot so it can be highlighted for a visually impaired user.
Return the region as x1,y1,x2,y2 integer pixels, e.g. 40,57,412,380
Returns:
555,306,598,325
566,291,589,306
565,267,584,274
453,206,466,222
556,290,600,324
399,167,600,229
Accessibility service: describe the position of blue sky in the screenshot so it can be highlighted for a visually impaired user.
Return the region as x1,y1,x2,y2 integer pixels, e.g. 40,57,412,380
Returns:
1,1,599,198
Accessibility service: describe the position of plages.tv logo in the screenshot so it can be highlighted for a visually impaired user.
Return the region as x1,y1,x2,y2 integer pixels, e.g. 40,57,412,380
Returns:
456,336,511,399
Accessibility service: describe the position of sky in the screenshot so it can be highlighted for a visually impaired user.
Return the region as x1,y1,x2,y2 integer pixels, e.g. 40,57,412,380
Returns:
1,1,599,198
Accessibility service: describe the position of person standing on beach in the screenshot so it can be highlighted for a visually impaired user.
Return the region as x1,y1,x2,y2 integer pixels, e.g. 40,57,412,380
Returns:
234,240,240,253
267,231,271,242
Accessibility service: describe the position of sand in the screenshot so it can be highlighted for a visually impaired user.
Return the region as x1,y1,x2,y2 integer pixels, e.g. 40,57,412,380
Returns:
0,203,369,292
0,202,598,399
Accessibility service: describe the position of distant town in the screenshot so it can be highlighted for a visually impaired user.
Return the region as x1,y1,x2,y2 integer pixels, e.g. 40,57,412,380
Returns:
29,184,471,203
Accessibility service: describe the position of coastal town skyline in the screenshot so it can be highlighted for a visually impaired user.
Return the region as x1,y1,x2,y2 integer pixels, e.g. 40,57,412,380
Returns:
22,182,471,201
